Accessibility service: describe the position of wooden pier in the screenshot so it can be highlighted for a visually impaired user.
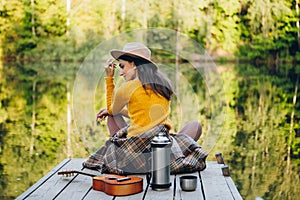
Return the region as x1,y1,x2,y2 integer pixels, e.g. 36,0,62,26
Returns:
17,155,243,200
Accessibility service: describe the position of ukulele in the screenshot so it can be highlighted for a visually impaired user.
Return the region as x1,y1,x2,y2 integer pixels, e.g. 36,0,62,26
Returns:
57,170,143,196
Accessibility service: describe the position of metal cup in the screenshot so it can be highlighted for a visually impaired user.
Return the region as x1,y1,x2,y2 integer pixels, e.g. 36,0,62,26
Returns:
180,175,197,191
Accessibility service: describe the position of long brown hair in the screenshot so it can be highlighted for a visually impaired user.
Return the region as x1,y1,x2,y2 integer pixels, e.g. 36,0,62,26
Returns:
118,55,174,100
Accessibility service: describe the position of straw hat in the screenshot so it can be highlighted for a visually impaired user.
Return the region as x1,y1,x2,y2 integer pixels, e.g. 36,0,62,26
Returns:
110,42,155,65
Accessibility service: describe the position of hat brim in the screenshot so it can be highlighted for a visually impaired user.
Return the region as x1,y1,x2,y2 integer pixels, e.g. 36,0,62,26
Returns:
110,50,156,66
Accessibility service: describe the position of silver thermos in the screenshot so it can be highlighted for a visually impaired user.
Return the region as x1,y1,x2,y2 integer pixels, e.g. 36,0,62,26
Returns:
151,130,172,190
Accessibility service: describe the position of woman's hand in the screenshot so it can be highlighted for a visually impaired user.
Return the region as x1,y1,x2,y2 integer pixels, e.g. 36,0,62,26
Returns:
96,108,109,123
105,59,117,77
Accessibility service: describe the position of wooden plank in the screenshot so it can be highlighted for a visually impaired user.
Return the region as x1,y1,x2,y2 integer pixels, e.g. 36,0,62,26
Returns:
83,187,120,200
16,159,71,200
200,162,235,200
23,158,85,200
54,168,93,200
55,159,115,200
224,177,243,200
176,172,204,200
54,174,92,200
139,174,175,200
142,187,174,199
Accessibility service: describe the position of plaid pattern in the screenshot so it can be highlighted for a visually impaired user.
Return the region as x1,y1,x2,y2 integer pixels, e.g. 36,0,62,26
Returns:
83,125,207,175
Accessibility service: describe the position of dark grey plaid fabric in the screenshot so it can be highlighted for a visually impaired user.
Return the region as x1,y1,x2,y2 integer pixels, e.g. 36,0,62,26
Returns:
83,125,207,174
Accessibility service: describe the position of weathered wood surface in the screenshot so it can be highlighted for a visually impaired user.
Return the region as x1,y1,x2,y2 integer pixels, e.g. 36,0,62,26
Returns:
17,158,243,200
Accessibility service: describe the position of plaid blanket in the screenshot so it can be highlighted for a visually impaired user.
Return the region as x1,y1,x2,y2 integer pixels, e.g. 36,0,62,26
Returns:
83,125,207,175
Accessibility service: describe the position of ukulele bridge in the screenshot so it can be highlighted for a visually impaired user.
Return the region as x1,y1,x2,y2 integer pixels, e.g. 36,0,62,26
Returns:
105,176,131,182
117,177,131,182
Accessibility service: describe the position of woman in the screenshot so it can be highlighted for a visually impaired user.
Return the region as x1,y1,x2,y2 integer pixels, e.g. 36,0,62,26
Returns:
96,42,202,141
83,42,207,174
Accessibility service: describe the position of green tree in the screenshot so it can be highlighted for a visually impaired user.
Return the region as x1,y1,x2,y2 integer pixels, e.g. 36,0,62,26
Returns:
238,0,298,61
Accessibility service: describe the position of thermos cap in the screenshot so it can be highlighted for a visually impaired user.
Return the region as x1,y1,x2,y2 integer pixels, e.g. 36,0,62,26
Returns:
152,132,171,144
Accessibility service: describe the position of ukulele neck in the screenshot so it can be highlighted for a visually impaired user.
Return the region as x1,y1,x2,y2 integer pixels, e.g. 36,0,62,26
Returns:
75,171,96,177
58,170,97,177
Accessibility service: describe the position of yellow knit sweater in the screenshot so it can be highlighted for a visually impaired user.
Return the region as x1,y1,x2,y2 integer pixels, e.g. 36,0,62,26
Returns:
106,77,171,137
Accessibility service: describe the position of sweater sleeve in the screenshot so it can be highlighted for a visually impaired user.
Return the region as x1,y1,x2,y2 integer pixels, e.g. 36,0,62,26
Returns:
105,77,114,114
106,77,130,116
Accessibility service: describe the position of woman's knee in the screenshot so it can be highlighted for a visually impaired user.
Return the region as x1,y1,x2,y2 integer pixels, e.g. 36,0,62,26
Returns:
178,121,202,142
190,121,202,141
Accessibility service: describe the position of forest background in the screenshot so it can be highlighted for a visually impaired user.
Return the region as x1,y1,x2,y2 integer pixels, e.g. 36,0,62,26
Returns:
0,0,300,199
